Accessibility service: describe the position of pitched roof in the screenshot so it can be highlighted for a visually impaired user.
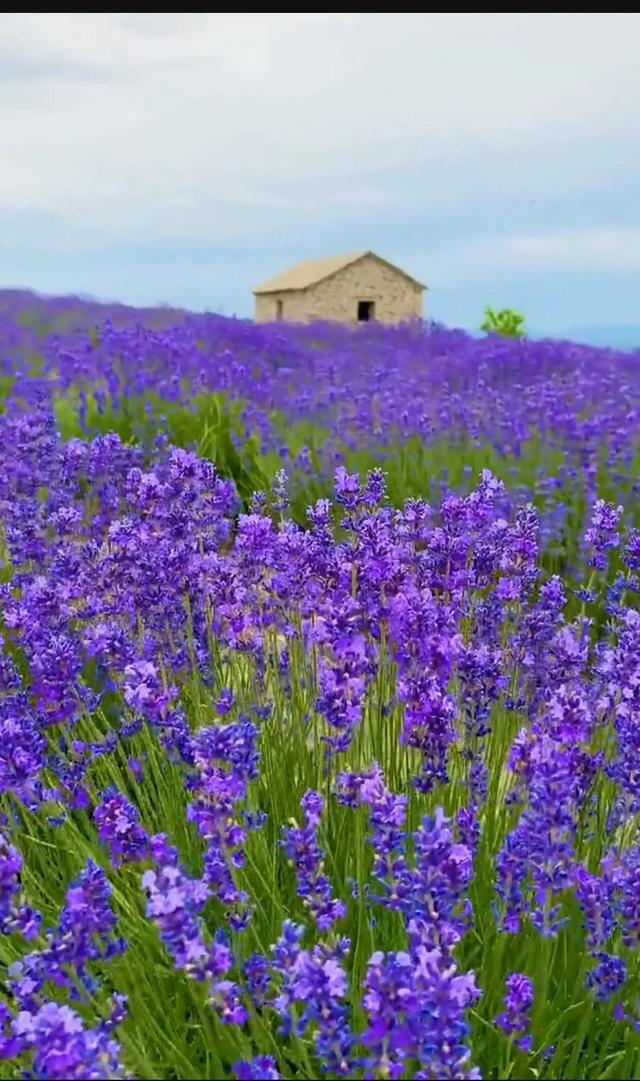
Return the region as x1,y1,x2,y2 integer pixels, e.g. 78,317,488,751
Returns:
253,250,425,294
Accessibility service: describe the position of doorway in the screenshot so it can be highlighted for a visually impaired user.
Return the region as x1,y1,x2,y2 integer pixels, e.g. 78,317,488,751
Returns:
357,300,375,322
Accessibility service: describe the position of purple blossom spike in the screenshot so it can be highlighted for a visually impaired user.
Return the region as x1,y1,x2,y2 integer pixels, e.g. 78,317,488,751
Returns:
0,833,41,941
496,972,534,1052
187,721,259,926
94,788,150,867
337,764,409,913
280,790,346,931
3,1000,127,1079
585,499,623,570
143,839,218,981
586,952,627,1002
363,946,481,1079
235,1057,281,1080
271,923,354,1077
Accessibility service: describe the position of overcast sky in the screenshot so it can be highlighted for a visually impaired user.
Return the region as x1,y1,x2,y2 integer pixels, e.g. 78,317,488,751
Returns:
1,12,639,332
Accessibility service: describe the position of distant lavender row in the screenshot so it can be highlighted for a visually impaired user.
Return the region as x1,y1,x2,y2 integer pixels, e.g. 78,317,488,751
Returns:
2,292,640,468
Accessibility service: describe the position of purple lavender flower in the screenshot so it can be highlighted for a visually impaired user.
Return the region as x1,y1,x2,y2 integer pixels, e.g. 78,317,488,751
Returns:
0,712,47,807
209,977,248,1025
585,499,623,570
9,858,124,1011
280,790,346,931
362,950,418,1076
128,756,145,783
574,864,615,950
94,788,150,867
496,972,534,1052
364,468,387,507
334,467,363,521
613,1001,640,1034
586,952,627,1002
624,527,640,571
389,585,460,791
143,837,216,980
6,1000,127,1079
496,719,591,937
216,687,236,715
0,833,41,940
338,764,409,913
313,608,372,754
235,1057,281,1080
0,642,21,692
363,947,481,1079
410,808,474,952
244,953,271,1007
123,659,176,718
458,643,506,744
275,931,354,1076
187,721,258,924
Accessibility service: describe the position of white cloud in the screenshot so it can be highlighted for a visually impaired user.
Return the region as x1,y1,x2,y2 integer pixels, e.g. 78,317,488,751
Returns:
425,228,640,286
503,229,640,268
2,11,640,328
1,12,640,238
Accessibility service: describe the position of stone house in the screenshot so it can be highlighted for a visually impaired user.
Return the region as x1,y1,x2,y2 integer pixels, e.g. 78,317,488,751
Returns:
253,250,426,325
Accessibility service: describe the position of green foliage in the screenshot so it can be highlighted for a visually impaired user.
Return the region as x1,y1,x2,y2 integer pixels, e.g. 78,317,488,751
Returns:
481,305,527,339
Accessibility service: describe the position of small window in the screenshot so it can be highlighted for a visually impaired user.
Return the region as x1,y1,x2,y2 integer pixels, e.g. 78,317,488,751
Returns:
357,300,375,322
276,299,284,321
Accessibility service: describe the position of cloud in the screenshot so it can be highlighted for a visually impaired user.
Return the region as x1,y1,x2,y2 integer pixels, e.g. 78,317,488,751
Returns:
425,228,640,284
0,52,112,84
1,13,640,328
503,229,640,268
1,13,640,233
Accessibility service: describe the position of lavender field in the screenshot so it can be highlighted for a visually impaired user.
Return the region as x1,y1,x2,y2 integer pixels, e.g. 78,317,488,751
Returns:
2,290,640,1080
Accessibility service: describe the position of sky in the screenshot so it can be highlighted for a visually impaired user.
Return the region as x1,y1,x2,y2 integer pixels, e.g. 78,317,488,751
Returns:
1,12,640,336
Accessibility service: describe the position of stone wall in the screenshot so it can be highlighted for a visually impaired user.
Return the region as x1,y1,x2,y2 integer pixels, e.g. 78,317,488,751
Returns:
254,254,424,324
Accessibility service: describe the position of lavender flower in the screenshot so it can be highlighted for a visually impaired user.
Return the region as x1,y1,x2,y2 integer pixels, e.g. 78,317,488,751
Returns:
496,972,535,1052
4,1000,127,1079
244,953,271,1007
235,1057,281,1080
187,721,258,925
337,764,409,913
586,952,627,1002
280,790,346,930
94,788,150,867
0,833,41,940
363,947,481,1079
142,836,217,980
410,808,474,952
9,859,125,1010
585,499,623,570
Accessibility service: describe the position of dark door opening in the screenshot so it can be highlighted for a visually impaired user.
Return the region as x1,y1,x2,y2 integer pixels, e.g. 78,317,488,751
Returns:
357,300,375,322
276,299,284,321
